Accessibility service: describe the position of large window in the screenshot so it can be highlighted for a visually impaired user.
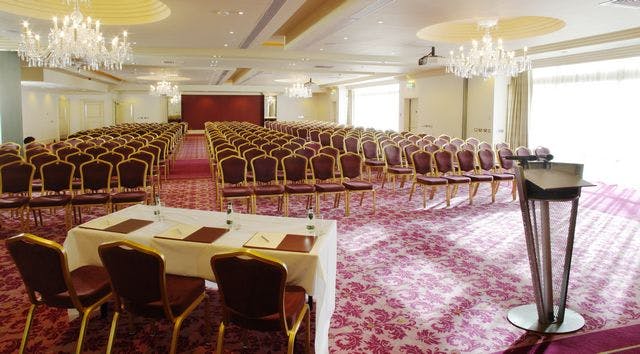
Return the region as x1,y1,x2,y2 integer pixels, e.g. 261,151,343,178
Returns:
530,57,640,187
352,83,399,131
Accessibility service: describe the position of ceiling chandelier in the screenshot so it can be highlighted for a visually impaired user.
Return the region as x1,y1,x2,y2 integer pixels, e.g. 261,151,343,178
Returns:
150,80,180,97
169,94,181,104
446,19,531,79
285,78,316,99
17,0,132,71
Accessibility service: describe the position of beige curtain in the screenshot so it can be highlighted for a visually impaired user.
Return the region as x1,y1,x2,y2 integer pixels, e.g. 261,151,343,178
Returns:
506,71,531,149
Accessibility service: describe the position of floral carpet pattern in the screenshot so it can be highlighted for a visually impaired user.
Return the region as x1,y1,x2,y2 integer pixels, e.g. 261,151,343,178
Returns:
0,135,639,353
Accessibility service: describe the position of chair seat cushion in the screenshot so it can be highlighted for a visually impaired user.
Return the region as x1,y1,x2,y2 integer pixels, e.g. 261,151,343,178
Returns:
343,180,373,190
229,285,306,331
111,191,147,204
387,166,413,174
416,176,448,185
444,175,471,184
72,181,82,190
72,193,110,205
491,173,515,181
315,183,345,193
46,265,111,308
466,174,493,182
285,184,315,194
222,186,252,197
0,196,30,208
29,194,72,208
253,184,285,196
364,159,385,167
129,274,205,318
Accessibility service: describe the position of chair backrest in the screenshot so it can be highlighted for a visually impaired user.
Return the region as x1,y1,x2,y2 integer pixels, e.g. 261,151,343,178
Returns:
6,234,79,308
100,141,120,151
442,143,458,153
126,140,145,150
98,241,169,316
293,147,314,161
318,132,332,146
140,144,161,165
243,148,266,163
283,154,308,182
456,149,476,173
477,149,496,172
0,153,23,166
0,161,35,194
66,152,93,179
535,146,551,157
216,148,239,162
450,138,464,147
31,153,58,179
304,141,321,153
211,251,288,328
98,152,125,178
219,155,247,185
50,141,70,153
251,155,278,184
113,145,135,159
383,145,403,166
343,136,359,153
282,142,301,152
117,158,148,189
41,160,74,193
339,153,363,180
411,150,434,175
478,141,492,151
309,130,320,142
403,144,420,164
497,148,515,170
26,147,50,162
495,142,509,151
76,141,96,152
56,146,81,161
270,148,292,170
86,146,109,159
330,134,345,151
433,150,455,175
433,138,448,147
515,146,532,157
361,140,378,160
310,153,336,181
130,151,155,176
80,160,112,191
318,146,339,162
0,148,19,156
290,137,306,146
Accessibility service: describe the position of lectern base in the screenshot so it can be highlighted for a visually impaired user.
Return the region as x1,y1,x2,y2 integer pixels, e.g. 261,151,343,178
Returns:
507,304,585,334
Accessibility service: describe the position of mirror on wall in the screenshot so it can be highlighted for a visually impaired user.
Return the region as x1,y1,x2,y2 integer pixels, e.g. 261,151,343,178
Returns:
264,94,277,118
168,96,182,122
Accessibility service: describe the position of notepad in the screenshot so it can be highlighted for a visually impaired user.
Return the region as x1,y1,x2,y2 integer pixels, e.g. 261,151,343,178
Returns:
244,232,288,249
79,217,153,234
244,232,316,253
80,216,128,231
154,225,230,244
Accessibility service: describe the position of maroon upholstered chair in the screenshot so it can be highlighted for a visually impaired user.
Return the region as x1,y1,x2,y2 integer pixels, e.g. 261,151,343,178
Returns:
403,144,420,166
478,141,492,151
344,136,359,154
310,154,346,214
339,153,375,216
515,146,532,157
98,151,125,187
130,150,157,199
291,137,306,146
99,240,207,354
282,154,315,216
66,152,93,178
250,155,285,214
111,158,149,211
293,147,315,162
438,134,451,142
150,139,169,179
261,142,279,155
0,161,35,230
282,142,302,152
30,152,57,183
409,150,448,208
25,141,45,150
30,160,74,229
456,149,495,204
211,250,310,354
270,148,293,173
433,150,472,205
75,141,96,152
382,145,413,191
25,147,50,162
460,142,476,152
477,149,516,200
7,233,111,354
318,131,332,147
0,148,19,156
330,133,345,153
423,144,439,153
140,144,162,187
442,143,458,154
85,146,109,159
56,146,81,161
72,160,112,223
218,155,252,213
361,140,385,182
309,129,321,143
304,141,322,153
495,142,509,151
113,145,135,159
450,138,465,148
125,140,145,150
535,146,551,157
100,140,119,151
497,148,516,173
465,137,479,148
50,141,70,153
238,143,258,157
0,153,23,167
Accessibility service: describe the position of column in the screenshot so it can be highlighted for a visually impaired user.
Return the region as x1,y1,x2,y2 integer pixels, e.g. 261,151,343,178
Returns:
0,52,23,144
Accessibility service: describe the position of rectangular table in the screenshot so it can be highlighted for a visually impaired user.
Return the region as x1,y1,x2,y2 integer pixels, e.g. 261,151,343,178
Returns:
64,204,337,354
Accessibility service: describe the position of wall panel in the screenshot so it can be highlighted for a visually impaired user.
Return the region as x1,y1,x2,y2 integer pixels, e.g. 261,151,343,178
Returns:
181,94,264,129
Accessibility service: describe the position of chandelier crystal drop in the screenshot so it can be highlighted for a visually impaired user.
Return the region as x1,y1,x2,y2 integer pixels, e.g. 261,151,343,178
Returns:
150,80,180,97
285,78,315,98
446,19,531,79
169,94,181,104
17,0,132,71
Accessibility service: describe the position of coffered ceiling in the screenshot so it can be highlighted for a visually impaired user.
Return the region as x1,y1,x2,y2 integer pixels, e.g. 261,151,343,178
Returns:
1,0,639,91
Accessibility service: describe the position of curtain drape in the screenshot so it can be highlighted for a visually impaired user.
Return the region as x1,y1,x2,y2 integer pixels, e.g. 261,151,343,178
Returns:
506,71,531,149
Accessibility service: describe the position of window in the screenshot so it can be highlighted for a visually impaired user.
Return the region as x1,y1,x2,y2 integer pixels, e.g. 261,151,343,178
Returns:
530,57,640,187
352,83,400,131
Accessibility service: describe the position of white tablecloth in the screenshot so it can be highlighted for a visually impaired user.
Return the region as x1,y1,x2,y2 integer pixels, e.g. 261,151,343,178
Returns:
64,204,337,354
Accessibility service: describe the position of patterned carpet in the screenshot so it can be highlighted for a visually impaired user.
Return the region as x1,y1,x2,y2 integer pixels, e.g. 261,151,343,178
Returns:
1,135,639,353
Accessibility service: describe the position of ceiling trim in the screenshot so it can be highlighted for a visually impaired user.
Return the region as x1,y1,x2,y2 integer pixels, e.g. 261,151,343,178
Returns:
525,26,640,55
533,44,640,68
274,0,347,45
240,0,287,49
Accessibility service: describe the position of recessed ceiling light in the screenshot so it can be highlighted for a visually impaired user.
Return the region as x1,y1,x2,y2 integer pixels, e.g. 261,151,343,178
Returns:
343,36,348,40
319,48,324,51
391,51,395,55
377,20,384,24
224,43,228,47
236,11,244,15
229,31,234,34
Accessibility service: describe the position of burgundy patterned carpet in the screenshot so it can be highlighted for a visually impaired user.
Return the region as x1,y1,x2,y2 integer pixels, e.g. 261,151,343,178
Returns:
1,135,639,353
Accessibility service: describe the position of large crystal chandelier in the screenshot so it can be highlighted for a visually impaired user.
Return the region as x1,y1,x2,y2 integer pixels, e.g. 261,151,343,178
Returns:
285,79,315,98
150,80,180,97
17,0,132,71
446,19,531,79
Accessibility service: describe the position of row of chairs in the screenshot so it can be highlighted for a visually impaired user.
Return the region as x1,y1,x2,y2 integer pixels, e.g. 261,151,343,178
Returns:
7,234,310,354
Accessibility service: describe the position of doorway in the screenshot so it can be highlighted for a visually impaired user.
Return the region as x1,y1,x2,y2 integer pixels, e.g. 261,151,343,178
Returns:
83,100,104,130
403,98,419,132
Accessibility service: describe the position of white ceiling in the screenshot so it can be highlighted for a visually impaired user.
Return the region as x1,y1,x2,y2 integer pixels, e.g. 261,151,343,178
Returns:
1,0,640,91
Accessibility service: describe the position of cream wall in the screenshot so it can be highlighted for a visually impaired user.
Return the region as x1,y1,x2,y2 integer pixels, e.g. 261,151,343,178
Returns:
67,94,115,133
21,89,59,142
276,92,331,122
466,77,495,143
116,93,168,124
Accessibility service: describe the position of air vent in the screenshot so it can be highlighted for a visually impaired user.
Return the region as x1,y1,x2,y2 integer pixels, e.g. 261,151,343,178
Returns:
314,65,334,69
600,0,640,9
162,60,175,64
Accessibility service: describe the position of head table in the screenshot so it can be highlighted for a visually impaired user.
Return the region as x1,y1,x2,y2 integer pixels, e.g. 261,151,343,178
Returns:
63,204,337,354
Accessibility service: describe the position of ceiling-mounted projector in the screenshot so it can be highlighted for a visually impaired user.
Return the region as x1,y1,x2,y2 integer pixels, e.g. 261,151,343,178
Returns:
418,46,445,66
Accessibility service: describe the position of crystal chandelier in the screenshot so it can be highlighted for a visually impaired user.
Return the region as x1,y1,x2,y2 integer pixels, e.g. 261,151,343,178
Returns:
446,19,531,79
169,94,181,104
17,0,132,71
285,79,315,98
150,80,180,97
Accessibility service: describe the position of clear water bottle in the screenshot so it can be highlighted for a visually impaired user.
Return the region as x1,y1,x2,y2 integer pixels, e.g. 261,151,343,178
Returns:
154,194,163,221
226,202,233,227
306,208,315,234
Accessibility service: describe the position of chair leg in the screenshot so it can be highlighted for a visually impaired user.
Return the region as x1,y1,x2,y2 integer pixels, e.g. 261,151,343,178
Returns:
216,322,225,354
446,186,451,207
106,311,120,354
18,304,37,354
315,193,320,214
359,192,364,206
284,194,289,216
345,191,350,216
305,306,311,353
469,183,474,205
409,182,416,201
169,317,185,354
372,190,376,214
512,180,517,200
422,184,428,208
75,308,94,354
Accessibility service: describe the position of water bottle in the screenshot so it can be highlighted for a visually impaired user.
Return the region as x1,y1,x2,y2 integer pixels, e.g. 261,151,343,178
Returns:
154,194,163,221
306,208,315,234
226,202,233,227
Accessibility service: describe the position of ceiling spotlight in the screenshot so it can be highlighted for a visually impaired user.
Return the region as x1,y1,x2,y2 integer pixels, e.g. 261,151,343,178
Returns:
229,31,234,34
319,48,324,51
236,11,244,15
343,36,348,40
223,43,228,47
377,20,384,24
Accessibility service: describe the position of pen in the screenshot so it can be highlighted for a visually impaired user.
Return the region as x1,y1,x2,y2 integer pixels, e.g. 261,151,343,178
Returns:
261,235,270,243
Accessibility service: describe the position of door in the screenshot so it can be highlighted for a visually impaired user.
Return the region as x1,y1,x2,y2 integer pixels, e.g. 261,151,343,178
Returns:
116,101,134,124
58,96,70,140
83,101,104,130
408,98,420,132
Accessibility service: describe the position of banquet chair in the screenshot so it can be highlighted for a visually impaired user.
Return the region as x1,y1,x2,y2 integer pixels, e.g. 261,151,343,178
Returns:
515,146,532,157
0,161,35,230
56,146,81,161
261,142,279,155
125,140,145,150
478,141,492,151
0,153,23,167
310,154,346,214
76,141,95,152
110,158,149,211
85,146,109,159
318,131,332,147
382,145,413,192
361,140,385,182
50,141,70,153
211,250,310,354
130,150,157,200
25,147,50,162
304,141,322,153
293,147,315,162
344,136,359,154
29,160,74,230
150,140,170,180
339,153,375,216
282,154,315,216
72,160,112,224
456,149,495,204
423,144,439,153
218,155,253,213
409,151,448,208
113,145,135,159
100,140,119,151
98,240,207,354
6,233,112,354
477,149,517,200
270,147,293,177
98,151,125,188
535,146,551,158
251,155,285,214
330,133,345,153
403,144,420,166
318,146,339,171
433,150,472,205
140,144,162,188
